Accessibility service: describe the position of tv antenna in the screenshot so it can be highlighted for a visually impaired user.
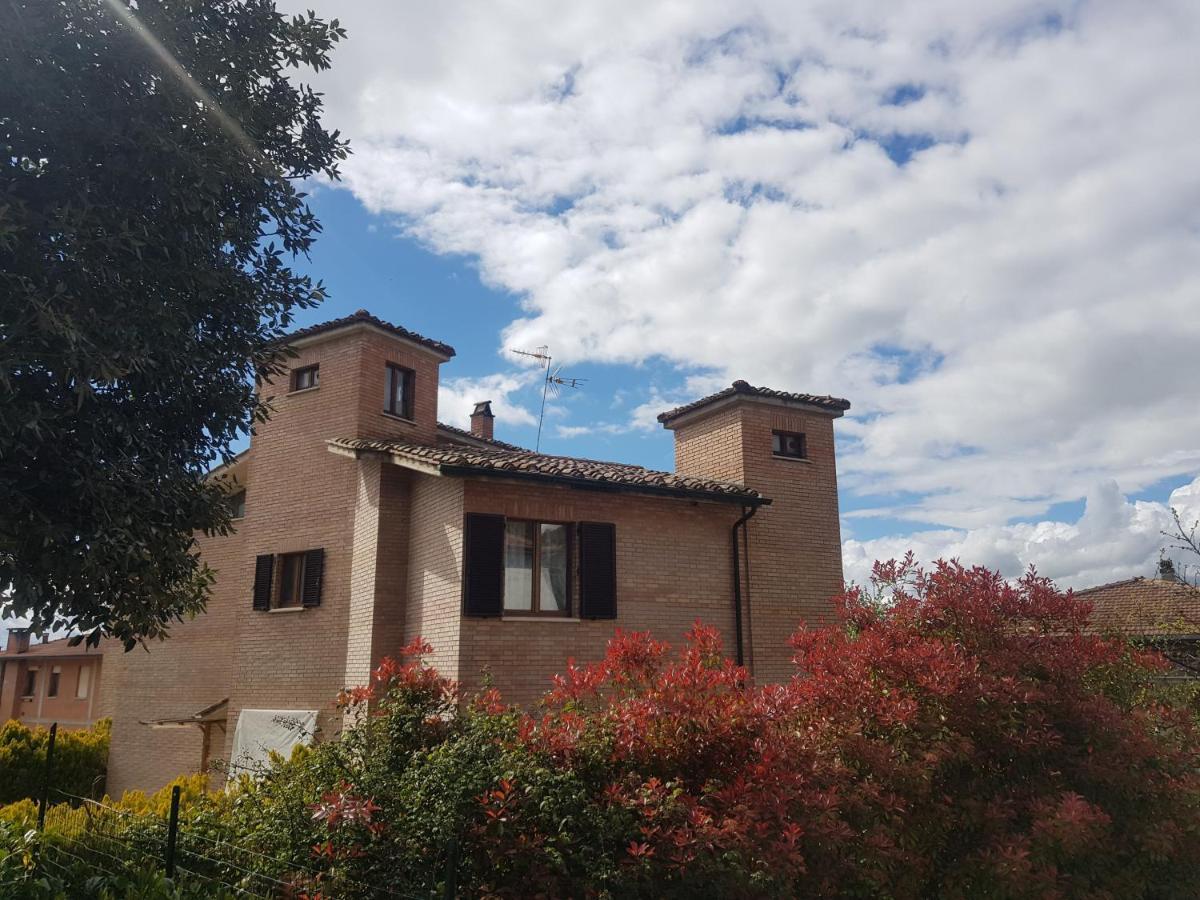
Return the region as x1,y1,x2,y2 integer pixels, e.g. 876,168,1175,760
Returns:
510,345,585,451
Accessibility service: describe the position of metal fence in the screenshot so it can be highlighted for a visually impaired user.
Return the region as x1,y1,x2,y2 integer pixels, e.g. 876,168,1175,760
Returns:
28,722,458,898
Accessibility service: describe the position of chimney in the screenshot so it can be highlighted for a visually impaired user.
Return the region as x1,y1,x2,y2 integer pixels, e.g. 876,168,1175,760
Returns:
470,401,495,441
6,627,31,654
1158,557,1178,582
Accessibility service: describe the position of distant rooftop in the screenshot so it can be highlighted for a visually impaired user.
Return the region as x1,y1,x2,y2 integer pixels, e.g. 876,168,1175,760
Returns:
0,633,102,658
280,309,456,359
1076,576,1200,638
658,380,851,425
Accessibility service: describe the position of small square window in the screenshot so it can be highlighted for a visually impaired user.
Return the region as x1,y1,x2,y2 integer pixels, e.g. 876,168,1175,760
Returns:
292,365,319,392
276,552,307,608
48,666,61,698
384,363,415,419
772,431,806,459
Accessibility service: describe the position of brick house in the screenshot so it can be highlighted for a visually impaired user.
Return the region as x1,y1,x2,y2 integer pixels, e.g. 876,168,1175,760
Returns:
102,310,850,793
0,629,108,730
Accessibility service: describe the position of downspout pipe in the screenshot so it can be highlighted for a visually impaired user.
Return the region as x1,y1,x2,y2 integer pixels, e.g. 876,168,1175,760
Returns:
732,501,766,668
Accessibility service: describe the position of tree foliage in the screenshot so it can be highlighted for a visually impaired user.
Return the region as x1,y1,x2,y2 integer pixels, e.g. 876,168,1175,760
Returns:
0,0,347,646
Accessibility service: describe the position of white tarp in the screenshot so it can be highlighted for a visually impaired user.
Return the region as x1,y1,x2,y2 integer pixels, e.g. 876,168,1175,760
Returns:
228,708,317,777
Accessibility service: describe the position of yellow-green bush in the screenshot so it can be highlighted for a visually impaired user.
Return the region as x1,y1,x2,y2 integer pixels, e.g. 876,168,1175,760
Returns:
0,718,110,804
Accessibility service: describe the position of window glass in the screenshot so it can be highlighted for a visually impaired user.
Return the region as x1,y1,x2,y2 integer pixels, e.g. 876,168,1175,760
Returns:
76,665,90,699
48,666,61,698
230,489,246,519
772,431,806,458
503,520,535,611
539,524,570,612
292,365,319,391
278,553,305,608
22,669,37,698
385,364,413,418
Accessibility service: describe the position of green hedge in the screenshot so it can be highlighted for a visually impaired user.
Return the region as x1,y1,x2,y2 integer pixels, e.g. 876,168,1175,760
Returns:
0,718,110,804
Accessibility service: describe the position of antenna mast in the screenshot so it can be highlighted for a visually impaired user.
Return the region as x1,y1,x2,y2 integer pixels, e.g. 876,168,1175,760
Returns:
510,345,585,451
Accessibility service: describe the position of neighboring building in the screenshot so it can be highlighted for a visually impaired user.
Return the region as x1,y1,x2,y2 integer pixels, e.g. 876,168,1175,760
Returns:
0,628,108,730
1077,561,1200,676
103,310,850,793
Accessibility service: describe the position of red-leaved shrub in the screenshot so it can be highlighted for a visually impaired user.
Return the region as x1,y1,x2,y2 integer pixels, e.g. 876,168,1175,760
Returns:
232,559,1200,898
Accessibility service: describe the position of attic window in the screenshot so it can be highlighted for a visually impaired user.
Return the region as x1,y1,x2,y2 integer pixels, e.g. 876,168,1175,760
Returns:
772,430,806,459
384,363,415,419
292,365,319,392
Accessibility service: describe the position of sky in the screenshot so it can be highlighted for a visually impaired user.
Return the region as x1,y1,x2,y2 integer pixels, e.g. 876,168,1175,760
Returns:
10,1,1199,644
264,0,1200,591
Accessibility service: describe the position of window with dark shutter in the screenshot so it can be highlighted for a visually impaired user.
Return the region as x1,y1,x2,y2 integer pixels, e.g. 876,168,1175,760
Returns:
302,548,324,607
578,522,617,619
463,513,505,617
253,554,275,610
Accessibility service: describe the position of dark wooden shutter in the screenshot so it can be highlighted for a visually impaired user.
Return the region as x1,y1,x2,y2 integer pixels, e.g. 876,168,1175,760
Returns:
301,548,324,608
578,522,617,619
252,554,274,610
463,514,505,617
403,369,416,419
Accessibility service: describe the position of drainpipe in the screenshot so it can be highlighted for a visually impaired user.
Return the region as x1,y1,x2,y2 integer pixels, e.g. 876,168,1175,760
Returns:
731,503,762,668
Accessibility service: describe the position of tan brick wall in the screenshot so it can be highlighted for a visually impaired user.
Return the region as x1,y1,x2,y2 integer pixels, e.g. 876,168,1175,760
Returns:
402,475,464,683
107,324,452,792
455,480,742,706
345,454,384,692
670,399,845,683
106,524,243,795
370,466,412,666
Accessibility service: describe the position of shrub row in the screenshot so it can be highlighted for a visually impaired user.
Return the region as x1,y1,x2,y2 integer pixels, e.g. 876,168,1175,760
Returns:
0,717,110,805
3,561,1199,898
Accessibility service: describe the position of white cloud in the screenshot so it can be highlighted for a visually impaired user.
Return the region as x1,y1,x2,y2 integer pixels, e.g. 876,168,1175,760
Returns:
438,372,538,429
843,475,1200,590
284,0,1200,556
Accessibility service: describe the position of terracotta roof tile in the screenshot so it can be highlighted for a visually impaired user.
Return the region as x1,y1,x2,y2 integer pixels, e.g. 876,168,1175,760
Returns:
331,437,766,505
0,634,105,659
436,421,526,452
657,380,851,424
1076,577,1200,638
279,309,455,358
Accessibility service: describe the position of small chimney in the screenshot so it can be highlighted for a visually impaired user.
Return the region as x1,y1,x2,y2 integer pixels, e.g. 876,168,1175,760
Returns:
470,401,495,441
1158,557,1178,582
6,627,31,654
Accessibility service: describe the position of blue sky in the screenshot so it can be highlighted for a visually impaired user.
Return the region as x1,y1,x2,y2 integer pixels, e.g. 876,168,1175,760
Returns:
287,186,705,472
267,0,1200,589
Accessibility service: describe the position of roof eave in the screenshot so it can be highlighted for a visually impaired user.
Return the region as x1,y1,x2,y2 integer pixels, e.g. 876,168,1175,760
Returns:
437,463,769,506
660,393,848,429
284,320,455,361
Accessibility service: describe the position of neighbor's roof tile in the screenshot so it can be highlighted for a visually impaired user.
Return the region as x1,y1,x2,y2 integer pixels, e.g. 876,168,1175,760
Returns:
0,634,105,658
1076,577,1200,638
